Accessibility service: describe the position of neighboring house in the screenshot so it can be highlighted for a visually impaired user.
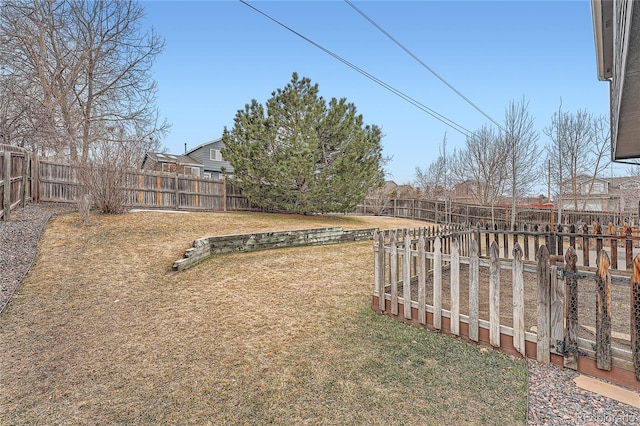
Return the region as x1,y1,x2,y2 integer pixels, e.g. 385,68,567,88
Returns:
184,138,234,180
592,1,640,160
559,175,640,212
559,175,614,211
141,152,203,176
451,180,499,205
141,137,234,180
382,180,415,198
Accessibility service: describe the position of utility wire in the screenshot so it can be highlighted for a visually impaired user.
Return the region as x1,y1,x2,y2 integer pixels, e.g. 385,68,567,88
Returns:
344,0,505,132
239,0,473,137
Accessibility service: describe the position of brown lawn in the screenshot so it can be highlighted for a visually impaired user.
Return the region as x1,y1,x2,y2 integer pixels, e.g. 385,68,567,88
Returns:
0,211,527,425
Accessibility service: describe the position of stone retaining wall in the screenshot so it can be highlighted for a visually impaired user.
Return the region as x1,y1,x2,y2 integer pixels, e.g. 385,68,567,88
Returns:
172,227,377,271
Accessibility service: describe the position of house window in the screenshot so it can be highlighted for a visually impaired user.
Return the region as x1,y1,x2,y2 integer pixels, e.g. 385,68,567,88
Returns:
592,182,605,193
161,163,175,173
210,149,222,161
203,172,212,179
185,166,200,177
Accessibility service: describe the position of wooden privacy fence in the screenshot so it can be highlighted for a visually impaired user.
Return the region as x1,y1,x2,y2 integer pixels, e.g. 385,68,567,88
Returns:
372,229,640,389
358,197,637,229
35,159,250,211
0,146,31,221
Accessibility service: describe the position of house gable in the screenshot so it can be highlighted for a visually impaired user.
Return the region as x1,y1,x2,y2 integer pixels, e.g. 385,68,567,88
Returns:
185,138,234,179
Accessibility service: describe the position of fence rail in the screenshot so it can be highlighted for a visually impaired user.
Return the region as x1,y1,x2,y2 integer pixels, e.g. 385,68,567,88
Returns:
373,229,640,389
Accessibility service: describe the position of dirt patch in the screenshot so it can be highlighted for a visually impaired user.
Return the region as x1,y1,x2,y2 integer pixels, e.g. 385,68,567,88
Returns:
397,261,632,354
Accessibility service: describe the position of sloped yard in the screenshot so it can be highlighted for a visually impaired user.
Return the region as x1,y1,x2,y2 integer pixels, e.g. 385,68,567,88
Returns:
0,211,527,425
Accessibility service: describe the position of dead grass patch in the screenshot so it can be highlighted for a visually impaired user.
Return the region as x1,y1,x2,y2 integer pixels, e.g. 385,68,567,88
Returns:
0,211,526,425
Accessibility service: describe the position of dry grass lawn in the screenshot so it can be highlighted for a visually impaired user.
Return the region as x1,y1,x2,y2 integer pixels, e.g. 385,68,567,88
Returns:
0,211,527,425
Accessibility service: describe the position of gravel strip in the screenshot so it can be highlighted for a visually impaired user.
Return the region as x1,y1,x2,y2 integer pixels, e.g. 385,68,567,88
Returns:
528,359,640,425
0,203,73,313
1,204,639,424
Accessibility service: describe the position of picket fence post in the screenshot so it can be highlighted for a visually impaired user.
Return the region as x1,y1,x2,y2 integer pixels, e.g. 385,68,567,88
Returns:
595,249,612,371
537,245,551,364
390,231,398,316
417,236,426,325
468,239,479,342
489,240,500,347
450,239,460,336
377,231,386,311
433,237,442,330
512,242,525,356
564,246,579,370
403,234,412,320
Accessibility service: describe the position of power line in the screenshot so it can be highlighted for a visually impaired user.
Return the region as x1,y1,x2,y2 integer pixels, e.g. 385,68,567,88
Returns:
344,0,505,132
239,0,473,137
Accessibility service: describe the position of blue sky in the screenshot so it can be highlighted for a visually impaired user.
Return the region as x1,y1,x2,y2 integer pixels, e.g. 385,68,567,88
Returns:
141,0,611,186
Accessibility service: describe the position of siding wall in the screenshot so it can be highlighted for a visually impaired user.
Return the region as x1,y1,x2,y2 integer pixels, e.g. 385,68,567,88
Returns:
188,139,234,178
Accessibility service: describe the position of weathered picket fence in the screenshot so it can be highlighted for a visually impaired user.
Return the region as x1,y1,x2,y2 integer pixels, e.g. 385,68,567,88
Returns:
372,228,640,390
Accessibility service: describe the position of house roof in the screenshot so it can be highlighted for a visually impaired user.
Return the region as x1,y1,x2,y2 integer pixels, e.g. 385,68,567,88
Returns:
185,138,223,156
145,152,202,167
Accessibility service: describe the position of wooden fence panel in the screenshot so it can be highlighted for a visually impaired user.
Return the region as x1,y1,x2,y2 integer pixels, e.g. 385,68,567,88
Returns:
564,246,579,370
512,242,525,356
450,238,460,336
377,231,386,311
417,236,426,325
390,231,398,316
433,237,442,330
403,234,412,320
537,245,551,364
372,226,640,386
550,261,565,355
489,241,500,347
468,239,479,342
39,161,77,202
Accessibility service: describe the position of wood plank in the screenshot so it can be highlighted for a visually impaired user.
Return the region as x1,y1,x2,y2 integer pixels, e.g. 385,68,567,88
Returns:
537,245,551,364
433,237,442,330
468,239,479,342
418,236,426,325
583,224,590,267
403,234,412,319
390,231,398,316
564,246,579,370
378,231,386,311
450,238,460,336
512,242,525,356
550,263,565,355
596,249,612,371
3,152,10,221
631,254,640,381
489,240,500,347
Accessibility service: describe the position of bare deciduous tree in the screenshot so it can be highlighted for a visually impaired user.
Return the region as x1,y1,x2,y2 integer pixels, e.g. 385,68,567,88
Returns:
453,124,507,226
414,133,456,222
544,105,610,212
502,97,540,228
0,0,168,161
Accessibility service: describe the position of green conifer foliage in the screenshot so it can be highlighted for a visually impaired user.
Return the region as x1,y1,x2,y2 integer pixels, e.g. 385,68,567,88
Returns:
222,73,384,214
